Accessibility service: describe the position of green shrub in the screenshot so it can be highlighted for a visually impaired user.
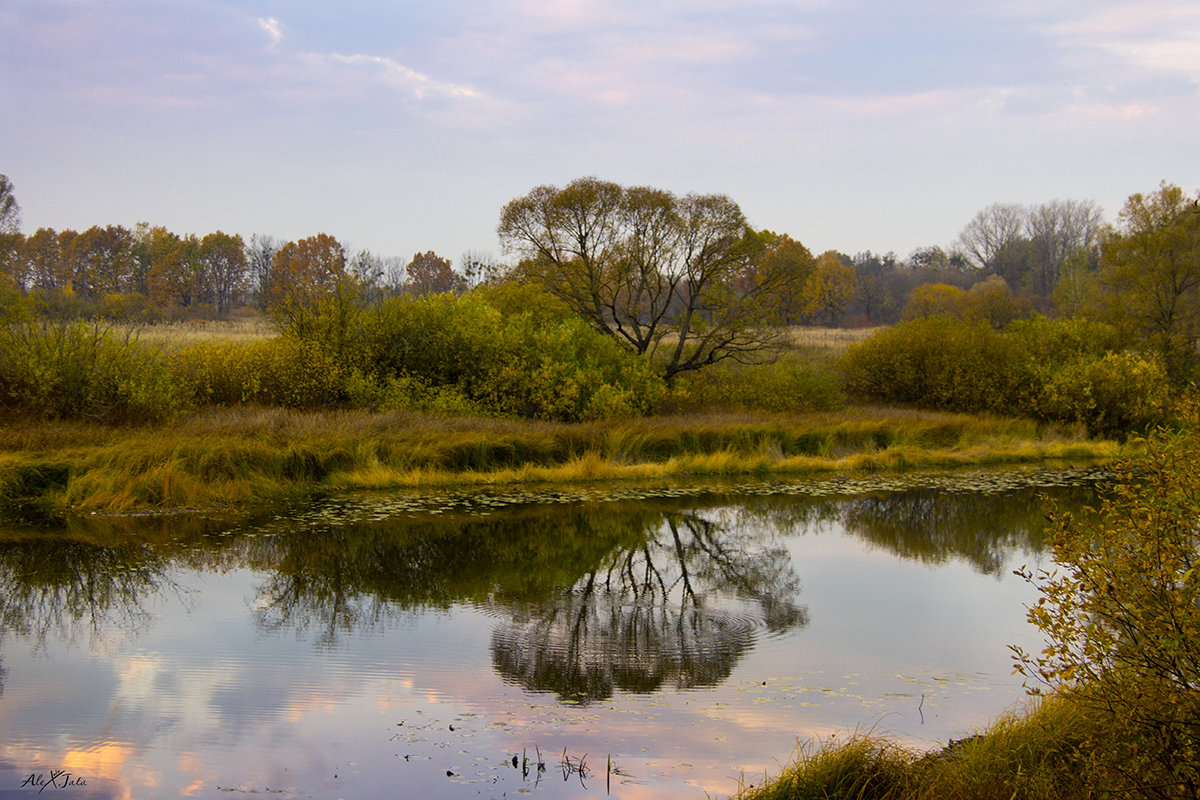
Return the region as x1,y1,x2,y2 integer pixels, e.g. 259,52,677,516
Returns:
1036,351,1169,436
0,319,185,423
673,354,846,413
839,316,1025,411
278,288,668,422
839,315,1169,434
171,336,351,409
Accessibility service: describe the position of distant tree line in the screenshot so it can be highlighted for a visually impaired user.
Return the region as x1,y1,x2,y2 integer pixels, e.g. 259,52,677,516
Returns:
1,173,1196,389
0,178,500,322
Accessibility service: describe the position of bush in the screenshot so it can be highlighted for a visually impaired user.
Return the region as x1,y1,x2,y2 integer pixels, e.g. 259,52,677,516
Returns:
839,315,1169,435
0,318,185,423
171,336,352,409
268,287,668,422
672,353,846,413
1036,351,1169,437
839,316,1025,411
1014,421,1200,797
98,292,164,324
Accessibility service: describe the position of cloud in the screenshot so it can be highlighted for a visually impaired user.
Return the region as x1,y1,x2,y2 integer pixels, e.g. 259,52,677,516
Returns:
258,17,283,51
1047,2,1200,82
285,51,484,104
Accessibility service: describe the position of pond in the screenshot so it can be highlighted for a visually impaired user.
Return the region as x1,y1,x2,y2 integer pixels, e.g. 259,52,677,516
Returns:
0,467,1105,799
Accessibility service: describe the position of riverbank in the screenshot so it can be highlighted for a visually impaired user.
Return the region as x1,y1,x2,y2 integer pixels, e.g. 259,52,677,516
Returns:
733,693,1098,800
0,405,1124,514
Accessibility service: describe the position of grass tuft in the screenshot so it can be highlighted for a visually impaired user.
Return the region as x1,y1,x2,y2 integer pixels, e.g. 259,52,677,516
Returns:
735,695,1097,800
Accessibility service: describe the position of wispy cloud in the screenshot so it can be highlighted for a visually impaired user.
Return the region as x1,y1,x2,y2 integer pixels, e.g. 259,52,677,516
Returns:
258,17,283,52
313,53,482,100
250,16,485,107
1047,1,1200,82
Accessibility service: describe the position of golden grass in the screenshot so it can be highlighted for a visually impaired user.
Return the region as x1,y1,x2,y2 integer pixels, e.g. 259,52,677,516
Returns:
786,325,878,351
0,405,1130,513
735,694,1097,800
117,313,277,348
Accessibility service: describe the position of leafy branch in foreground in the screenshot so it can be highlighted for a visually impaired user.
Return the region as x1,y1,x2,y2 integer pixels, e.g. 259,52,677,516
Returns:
1013,414,1200,798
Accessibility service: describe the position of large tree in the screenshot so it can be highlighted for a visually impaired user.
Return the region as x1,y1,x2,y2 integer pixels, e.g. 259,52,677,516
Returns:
65,225,136,299
141,226,201,307
1093,182,1200,384
197,231,247,314
1025,199,1104,296
800,251,856,325
957,202,1026,272
498,177,803,380
266,233,347,313
404,250,461,296
0,175,21,288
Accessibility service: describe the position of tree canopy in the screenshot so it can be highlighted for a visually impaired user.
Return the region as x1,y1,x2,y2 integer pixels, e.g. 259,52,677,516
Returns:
1092,182,1200,384
498,177,808,380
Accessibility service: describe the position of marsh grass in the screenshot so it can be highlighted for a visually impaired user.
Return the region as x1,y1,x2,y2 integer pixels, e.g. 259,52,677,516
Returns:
116,314,277,348
736,695,1097,800
0,406,1124,512
786,325,877,356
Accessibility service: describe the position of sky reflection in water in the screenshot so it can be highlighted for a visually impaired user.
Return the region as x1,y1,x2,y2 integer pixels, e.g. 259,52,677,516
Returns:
0,470,1101,799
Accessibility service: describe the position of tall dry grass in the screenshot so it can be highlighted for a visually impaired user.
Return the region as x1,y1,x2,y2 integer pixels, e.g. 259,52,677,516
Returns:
116,314,277,348
0,406,1124,512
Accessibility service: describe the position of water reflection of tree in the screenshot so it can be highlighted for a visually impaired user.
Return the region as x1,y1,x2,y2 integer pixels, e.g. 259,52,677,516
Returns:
490,510,806,703
0,535,176,646
248,505,646,647
839,485,1097,575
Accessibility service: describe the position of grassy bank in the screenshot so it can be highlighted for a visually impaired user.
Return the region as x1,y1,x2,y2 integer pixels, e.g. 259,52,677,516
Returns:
0,405,1123,513
735,694,1098,800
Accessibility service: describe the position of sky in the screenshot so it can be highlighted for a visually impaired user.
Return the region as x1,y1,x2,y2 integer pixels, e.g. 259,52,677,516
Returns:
2,0,1198,266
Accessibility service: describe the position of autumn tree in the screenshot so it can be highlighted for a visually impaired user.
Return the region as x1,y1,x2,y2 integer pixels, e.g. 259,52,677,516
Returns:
1014,423,1200,796
800,251,855,325
961,275,1028,327
266,234,356,347
140,226,200,307
0,175,21,289
902,282,964,320
21,229,72,290
404,250,461,296
197,231,247,314
498,177,803,380
1092,182,1200,384
752,232,815,323
65,225,136,299
0,232,22,290
266,233,348,312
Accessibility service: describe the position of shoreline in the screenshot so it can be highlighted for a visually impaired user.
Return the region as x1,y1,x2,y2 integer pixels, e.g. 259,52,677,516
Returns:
0,405,1126,516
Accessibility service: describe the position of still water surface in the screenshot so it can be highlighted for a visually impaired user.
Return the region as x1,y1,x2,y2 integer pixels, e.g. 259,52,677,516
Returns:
0,469,1104,799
